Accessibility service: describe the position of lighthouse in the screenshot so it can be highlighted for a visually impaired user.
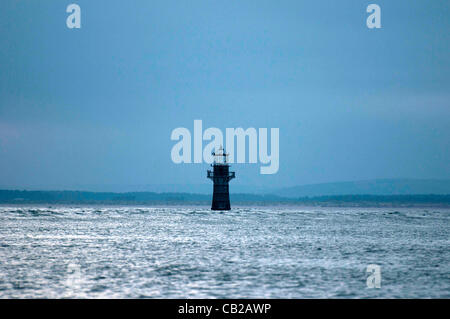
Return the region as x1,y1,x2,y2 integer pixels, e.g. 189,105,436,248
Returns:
207,146,235,210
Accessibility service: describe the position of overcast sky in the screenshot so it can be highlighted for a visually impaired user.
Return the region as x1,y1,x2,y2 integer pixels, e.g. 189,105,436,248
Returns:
0,0,449,191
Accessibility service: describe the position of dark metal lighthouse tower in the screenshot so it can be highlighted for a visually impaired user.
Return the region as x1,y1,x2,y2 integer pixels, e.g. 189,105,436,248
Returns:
207,147,235,210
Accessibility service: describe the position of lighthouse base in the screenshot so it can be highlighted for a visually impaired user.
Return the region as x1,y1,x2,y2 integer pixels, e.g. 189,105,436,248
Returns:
211,184,231,210
211,200,231,211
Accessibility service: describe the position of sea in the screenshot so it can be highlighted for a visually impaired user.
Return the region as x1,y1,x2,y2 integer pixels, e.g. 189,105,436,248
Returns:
0,205,448,298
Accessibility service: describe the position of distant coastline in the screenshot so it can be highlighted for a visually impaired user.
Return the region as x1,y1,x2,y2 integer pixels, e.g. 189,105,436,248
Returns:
1,190,449,208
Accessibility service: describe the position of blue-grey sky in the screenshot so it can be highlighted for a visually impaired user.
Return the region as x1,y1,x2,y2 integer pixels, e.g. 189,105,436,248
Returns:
0,0,449,191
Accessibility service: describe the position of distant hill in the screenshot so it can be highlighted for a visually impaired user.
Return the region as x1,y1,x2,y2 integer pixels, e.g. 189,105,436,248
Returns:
0,183,270,195
273,179,450,198
0,189,449,207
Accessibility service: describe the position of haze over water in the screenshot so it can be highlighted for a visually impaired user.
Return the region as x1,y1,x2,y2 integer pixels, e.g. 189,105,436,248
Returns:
0,206,449,298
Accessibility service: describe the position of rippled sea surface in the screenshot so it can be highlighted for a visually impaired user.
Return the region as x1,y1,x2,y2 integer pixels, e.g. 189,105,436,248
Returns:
0,205,449,298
